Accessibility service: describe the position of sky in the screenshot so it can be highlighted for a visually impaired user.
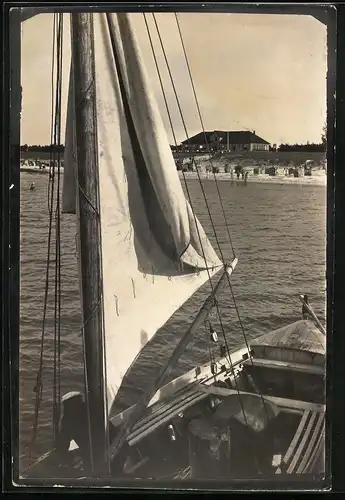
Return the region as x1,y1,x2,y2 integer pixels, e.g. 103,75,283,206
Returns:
20,12,327,146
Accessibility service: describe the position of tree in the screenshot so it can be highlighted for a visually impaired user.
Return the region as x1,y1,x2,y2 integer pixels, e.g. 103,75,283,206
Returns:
321,122,327,146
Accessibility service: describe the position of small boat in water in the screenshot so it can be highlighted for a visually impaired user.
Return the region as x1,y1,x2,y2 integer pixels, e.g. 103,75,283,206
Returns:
29,182,35,191
19,9,326,485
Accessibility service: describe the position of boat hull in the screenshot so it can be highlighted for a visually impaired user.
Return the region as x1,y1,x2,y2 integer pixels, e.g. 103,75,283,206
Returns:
20,320,325,483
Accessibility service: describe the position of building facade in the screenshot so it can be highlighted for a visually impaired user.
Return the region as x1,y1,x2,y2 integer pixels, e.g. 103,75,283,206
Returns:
180,130,270,153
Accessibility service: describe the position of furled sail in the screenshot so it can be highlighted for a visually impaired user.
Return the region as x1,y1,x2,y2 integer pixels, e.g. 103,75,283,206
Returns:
62,13,222,414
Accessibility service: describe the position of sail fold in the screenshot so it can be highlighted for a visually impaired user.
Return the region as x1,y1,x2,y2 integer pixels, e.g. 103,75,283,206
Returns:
63,13,222,413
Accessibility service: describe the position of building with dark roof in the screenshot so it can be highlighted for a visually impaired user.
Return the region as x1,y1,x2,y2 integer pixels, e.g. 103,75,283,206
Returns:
180,130,270,153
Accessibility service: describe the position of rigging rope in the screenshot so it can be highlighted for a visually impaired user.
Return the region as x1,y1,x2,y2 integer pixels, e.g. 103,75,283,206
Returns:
142,14,214,296
143,14,243,394
148,13,250,424
150,13,272,426
47,14,56,213
174,14,259,359
52,12,63,447
174,13,236,258
174,12,271,422
29,13,64,463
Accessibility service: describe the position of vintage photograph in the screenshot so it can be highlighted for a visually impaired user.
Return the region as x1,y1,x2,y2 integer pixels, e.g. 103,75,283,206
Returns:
18,7,327,485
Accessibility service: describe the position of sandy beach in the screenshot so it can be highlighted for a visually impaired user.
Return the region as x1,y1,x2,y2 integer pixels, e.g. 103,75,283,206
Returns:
178,171,327,187
20,166,326,187
20,166,64,175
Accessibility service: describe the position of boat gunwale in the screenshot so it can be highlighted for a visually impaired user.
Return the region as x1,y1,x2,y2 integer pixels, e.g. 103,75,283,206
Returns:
243,357,325,375
110,345,249,428
23,323,326,478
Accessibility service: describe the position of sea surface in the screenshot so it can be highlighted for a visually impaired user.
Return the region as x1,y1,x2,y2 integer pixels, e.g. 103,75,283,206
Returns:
19,172,326,472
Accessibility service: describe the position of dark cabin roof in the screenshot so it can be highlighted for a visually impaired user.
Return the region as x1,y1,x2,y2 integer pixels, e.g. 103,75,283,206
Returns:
181,130,270,145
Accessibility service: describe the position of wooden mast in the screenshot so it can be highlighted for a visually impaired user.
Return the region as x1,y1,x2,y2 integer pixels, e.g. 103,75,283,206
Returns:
70,13,107,475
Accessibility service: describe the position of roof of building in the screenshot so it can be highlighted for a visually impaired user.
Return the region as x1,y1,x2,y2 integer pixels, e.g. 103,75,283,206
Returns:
181,130,270,146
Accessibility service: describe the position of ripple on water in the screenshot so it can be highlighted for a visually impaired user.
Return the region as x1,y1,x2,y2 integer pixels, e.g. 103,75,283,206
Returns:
19,174,326,470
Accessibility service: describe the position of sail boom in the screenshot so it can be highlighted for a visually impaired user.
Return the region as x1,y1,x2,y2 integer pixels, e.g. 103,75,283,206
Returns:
109,257,238,462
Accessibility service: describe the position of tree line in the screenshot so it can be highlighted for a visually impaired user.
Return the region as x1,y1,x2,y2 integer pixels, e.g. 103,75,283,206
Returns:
20,144,65,152
271,143,326,152
21,140,326,153
274,124,327,151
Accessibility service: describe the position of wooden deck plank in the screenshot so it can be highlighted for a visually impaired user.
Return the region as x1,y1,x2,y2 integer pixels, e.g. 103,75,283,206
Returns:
250,320,325,353
129,389,206,441
304,427,325,472
128,392,207,446
304,418,325,472
287,411,318,473
110,378,208,429
131,381,203,431
297,412,324,473
283,410,311,465
174,466,191,480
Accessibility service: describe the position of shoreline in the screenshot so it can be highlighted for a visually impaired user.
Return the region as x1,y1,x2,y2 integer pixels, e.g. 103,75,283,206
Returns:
20,167,64,175
20,167,326,187
178,171,326,187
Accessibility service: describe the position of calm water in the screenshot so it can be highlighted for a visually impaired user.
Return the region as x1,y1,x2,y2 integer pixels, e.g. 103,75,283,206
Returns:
19,173,326,471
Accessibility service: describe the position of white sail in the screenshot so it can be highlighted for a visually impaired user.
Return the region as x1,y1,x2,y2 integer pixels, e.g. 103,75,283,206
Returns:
63,13,222,414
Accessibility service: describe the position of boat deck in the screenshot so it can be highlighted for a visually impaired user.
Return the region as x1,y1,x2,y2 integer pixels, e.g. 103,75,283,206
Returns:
21,320,326,482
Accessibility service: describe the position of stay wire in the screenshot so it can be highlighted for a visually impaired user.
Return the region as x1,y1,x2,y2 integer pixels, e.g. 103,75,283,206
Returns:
143,13,214,296
52,12,63,447
174,13,236,259
150,13,247,420
150,16,225,312
151,14,226,270
154,12,268,427
29,14,60,463
143,13,231,394
47,14,56,213
174,13,255,361
144,12,237,387
175,13,271,422
93,13,111,473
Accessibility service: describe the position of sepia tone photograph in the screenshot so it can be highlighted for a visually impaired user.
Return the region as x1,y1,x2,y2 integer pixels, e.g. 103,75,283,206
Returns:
16,5,328,487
